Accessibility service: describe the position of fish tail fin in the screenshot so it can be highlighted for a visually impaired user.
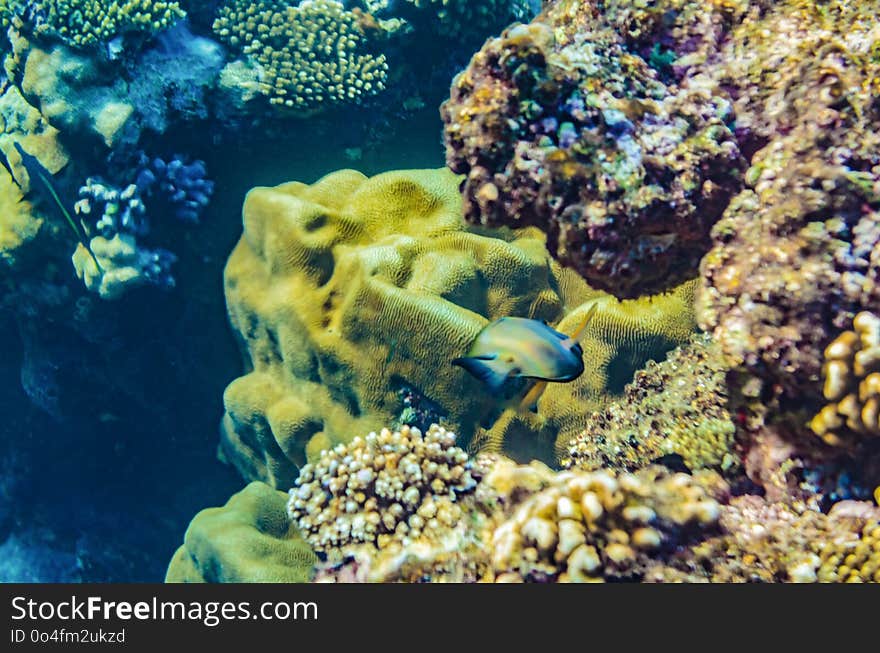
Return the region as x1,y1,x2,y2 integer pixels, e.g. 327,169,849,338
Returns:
518,379,548,413
565,301,599,345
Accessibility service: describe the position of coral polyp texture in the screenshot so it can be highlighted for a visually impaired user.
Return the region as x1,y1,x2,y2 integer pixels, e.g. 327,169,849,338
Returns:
220,166,698,487
483,460,721,582
287,424,480,558
563,333,738,476
441,3,745,299
29,0,185,48
213,0,388,113
811,313,880,448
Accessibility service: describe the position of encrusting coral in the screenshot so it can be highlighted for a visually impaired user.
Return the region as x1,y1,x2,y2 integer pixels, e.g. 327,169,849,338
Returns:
165,481,318,583
220,166,697,488
0,84,67,267
438,0,880,498
213,0,388,113
563,333,738,475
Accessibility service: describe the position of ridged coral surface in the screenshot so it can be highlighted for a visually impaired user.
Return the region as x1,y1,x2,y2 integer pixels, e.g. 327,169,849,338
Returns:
221,167,697,486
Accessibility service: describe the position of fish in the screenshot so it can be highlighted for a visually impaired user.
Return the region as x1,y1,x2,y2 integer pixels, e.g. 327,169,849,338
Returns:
12,142,103,273
452,302,598,412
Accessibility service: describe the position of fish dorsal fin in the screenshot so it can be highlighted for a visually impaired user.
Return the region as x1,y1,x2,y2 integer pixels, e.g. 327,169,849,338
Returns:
562,301,599,347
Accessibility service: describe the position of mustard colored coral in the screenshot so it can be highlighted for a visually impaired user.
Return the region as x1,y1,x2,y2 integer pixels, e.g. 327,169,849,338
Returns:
472,278,699,463
221,166,566,486
213,0,387,113
165,481,317,583
221,167,698,487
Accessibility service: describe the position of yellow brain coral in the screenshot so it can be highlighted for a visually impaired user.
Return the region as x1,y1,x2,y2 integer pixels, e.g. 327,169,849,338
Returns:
221,167,698,487
165,481,318,583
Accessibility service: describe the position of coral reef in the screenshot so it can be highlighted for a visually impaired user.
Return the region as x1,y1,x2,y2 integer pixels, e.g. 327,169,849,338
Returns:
220,166,697,487
29,0,185,49
307,444,724,583
563,333,738,476
287,424,480,558
441,4,745,299
213,0,388,113
7,29,138,146
166,481,318,583
439,0,880,498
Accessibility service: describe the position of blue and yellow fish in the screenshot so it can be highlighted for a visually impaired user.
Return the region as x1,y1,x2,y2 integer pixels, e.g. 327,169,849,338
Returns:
452,303,598,411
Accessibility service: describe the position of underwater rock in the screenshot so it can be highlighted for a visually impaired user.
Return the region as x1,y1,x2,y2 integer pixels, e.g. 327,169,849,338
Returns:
220,166,697,486
441,2,745,299
695,0,880,498
165,481,318,583
8,29,137,147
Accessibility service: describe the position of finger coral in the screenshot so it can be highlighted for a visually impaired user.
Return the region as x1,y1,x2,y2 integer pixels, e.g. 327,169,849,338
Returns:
165,481,318,583
811,313,880,448
483,460,721,582
308,449,725,583
287,424,481,558
213,0,387,114
563,333,738,476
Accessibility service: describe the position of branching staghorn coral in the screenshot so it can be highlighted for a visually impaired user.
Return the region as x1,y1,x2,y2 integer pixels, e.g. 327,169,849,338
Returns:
28,0,185,48
213,0,387,113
